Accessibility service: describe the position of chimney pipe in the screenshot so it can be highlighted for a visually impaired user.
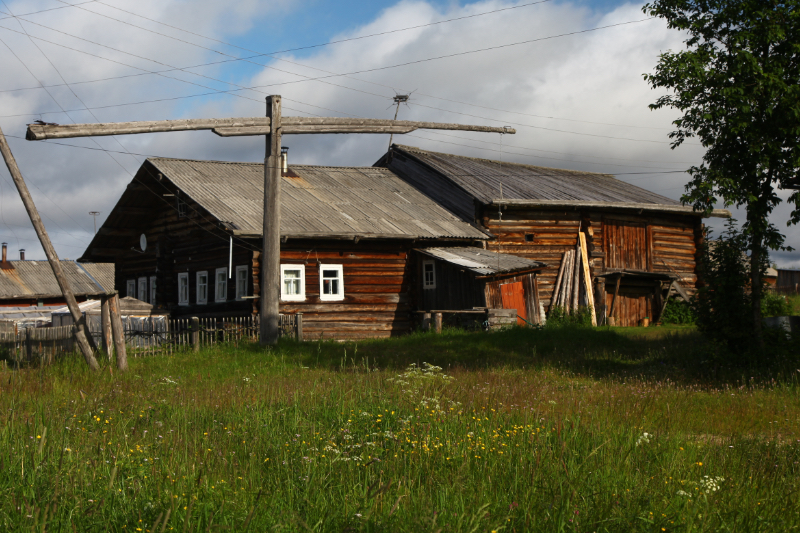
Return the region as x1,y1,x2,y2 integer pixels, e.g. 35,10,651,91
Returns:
281,146,289,175
20,249,25,260
1,243,6,263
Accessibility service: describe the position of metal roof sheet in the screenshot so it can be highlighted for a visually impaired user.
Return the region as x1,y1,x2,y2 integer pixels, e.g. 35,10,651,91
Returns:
417,247,546,276
0,261,114,299
391,145,682,206
148,158,487,240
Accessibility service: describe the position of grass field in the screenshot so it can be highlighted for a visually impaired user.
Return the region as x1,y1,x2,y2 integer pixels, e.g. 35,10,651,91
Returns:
1,325,799,532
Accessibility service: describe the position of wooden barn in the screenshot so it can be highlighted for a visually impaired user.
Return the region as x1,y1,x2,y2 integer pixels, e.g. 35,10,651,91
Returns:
79,156,489,340
378,145,730,326
414,247,546,325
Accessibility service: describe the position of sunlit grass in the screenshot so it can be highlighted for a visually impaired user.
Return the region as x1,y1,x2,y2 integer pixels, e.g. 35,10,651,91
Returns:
1,326,798,531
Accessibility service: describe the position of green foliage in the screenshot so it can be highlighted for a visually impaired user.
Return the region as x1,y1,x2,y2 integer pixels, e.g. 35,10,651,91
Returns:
643,0,800,338
546,305,593,327
694,220,767,354
660,298,696,325
761,291,792,317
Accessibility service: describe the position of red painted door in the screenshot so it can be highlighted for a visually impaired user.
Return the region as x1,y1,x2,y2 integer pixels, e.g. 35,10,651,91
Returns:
500,282,527,326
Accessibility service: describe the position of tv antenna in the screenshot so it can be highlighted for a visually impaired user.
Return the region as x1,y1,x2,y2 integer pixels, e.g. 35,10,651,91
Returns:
388,93,411,148
89,211,100,234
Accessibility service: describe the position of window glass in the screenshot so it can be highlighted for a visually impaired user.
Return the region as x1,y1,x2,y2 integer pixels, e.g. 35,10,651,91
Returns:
178,273,189,305
196,272,208,305
423,261,436,289
319,265,344,301
127,280,135,298
280,265,305,301
215,268,227,302
138,277,147,302
149,276,157,305
235,266,248,300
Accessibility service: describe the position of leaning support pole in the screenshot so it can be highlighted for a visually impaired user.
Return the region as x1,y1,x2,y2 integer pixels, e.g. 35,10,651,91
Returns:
0,126,100,370
108,292,128,371
261,95,282,345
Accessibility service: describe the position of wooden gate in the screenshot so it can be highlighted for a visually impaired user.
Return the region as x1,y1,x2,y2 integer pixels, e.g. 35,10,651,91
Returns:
604,219,649,270
500,282,527,326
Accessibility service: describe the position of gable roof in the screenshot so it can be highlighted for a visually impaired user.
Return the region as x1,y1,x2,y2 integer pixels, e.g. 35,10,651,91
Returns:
417,247,546,276
0,261,113,299
380,145,730,218
147,158,487,240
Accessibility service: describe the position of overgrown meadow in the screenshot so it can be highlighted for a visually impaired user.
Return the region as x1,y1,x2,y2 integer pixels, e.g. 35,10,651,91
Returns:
1,326,799,532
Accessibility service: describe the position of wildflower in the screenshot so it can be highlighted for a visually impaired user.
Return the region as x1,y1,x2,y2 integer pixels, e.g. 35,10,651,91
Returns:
636,432,652,446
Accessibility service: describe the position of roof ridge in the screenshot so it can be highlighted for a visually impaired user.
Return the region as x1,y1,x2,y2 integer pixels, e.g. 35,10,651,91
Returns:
148,157,396,171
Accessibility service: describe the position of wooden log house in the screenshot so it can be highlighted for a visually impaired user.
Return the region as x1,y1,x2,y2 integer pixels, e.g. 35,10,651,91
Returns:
378,145,731,326
79,157,489,340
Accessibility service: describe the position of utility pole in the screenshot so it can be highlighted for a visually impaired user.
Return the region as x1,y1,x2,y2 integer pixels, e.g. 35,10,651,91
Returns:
388,94,410,149
89,211,100,234
0,125,100,370
26,96,515,346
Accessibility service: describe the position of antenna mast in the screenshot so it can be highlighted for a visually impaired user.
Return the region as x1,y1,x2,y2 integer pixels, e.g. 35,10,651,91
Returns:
388,94,410,148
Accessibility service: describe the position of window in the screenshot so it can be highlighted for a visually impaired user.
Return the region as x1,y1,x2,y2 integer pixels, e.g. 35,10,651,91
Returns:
196,271,208,305
280,264,305,301
423,260,436,290
235,265,248,300
177,196,188,218
525,233,535,242
138,277,147,302
215,267,228,302
319,264,344,301
178,273,189,306
126,279,135,298
149,276,157,306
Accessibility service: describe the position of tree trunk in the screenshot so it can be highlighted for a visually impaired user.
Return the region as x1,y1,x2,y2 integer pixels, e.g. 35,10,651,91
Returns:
750,236,764,351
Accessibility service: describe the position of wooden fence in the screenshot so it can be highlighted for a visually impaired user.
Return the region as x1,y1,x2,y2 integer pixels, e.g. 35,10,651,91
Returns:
0,313,302,363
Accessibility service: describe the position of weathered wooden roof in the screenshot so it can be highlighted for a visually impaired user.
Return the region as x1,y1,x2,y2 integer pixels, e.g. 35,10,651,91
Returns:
0,261,114,299
384,144,680,205
417,247,546,276
148,158,487,240
379,145,730,219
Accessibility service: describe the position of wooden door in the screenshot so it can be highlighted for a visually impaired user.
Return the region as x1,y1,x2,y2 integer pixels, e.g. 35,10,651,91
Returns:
500,282,527,325
604,219,648,270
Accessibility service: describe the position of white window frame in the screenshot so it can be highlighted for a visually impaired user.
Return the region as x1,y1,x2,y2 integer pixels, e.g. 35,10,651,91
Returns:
196,271,208,305
422,260,436,290
137,277,147,302
280,264,305,301
319,264,344,301
149,275,157,306
126,279,135,298
215,267,228,302
178,273,189,306
235,265,248,301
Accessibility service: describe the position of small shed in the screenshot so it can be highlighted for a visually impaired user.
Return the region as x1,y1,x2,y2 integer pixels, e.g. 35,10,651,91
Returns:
414,247,546,325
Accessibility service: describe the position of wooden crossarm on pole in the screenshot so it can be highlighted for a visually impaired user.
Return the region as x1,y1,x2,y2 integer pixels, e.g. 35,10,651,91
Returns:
26,117,272,140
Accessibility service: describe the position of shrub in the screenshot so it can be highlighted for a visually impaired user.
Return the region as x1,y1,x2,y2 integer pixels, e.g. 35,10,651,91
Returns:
660,298,696,325
546,305,593,327
761,292,792,317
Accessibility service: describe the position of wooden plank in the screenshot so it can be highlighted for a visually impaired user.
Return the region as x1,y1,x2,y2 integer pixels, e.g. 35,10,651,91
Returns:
609,275,622,319
571,242,581,312
579,232,597,326
109,293,128,371
26,117,273,140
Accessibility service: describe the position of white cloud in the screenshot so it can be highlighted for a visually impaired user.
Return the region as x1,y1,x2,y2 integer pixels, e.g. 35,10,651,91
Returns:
0,0,797,267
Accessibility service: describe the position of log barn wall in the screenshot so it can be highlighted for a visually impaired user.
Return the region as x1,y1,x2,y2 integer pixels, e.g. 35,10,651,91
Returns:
482,207,704,326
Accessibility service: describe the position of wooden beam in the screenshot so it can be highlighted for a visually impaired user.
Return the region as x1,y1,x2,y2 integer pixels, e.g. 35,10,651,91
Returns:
261,96,281,345
579,232,597,326
108,292,128,371
608,274,622,319
26,117,272,140
0,125,100,371
215,125,420,136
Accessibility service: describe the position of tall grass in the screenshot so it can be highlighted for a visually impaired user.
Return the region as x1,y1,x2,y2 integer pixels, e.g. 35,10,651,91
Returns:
0,327,798,531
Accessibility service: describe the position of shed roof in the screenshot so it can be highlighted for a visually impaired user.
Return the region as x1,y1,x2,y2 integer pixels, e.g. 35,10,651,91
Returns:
0,261,113,299
148,158,487,240
417,247,546,276
384,145,728,218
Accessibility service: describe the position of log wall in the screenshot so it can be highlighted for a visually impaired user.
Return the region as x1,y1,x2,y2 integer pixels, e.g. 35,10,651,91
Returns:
483,207,704,326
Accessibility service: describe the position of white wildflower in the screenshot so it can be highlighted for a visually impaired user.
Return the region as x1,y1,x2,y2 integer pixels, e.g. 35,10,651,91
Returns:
636,432,652,446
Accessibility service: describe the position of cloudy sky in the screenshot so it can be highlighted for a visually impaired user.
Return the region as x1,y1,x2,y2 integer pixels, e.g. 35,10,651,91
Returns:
0,0,798,267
